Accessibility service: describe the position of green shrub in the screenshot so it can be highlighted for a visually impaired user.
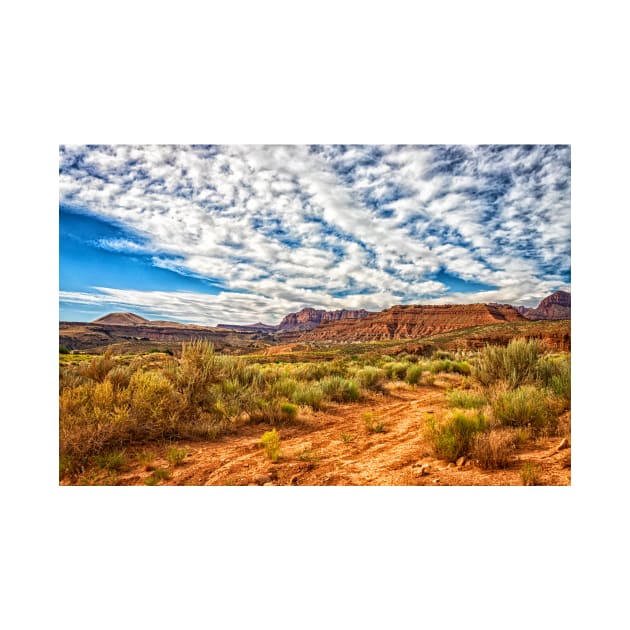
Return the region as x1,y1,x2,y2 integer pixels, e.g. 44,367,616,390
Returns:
432,350,453,361
166,447,188,466
94,450,127,472
491,385,554,430
291,363,331,381
290,383,324,410
145,468,171,485
59,345,70,354
272,377,299,398
383,361,410,380
446,389,487,409
363,412,385,433
260,429,281,462
320,376,361,402
473,338,542,388
405,364,424,385
537,357,570,407
356,366,386,390
426,411,486,461
428,359,471,375
280,402,299,421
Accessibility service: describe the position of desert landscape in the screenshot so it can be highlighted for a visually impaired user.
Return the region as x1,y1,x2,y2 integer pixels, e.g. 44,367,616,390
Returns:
59,144,570,486
59,292,570,486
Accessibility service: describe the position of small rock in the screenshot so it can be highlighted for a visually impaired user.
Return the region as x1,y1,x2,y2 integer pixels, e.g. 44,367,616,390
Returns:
447,463,456,468
432,478,440,484
290,475,299,485
456,456,467,467
556,438,569,451
263,482,274,486
267,469,279,481
254,474,272,485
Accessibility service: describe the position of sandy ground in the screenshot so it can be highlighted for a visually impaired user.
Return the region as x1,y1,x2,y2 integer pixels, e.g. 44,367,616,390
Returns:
65,377,570,486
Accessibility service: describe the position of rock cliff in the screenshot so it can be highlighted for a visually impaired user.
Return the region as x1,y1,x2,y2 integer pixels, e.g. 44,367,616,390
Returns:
521,291,571,320
278,308,371,332
298,303,526,341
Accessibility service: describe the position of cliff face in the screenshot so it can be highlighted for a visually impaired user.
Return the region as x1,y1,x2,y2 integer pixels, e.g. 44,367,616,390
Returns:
298,303,526,341
278,308,370,332
522,291,571,320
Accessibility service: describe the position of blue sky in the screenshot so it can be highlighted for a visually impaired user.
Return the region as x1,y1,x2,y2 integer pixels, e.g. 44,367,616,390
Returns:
59,144,570,325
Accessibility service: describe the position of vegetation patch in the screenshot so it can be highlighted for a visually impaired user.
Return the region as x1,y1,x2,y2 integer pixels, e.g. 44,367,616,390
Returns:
363,412,385,433
145,468,171,485
473,338,541,388
426,410,486,462
446,389,487,409
491,385,555,431
260,429,281,462
471,429,517,469
520,463,542,486
166,447,188,467
405,364,424,385
320,376,361,402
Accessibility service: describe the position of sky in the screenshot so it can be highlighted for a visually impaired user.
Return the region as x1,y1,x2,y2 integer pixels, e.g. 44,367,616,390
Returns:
59,144,571,325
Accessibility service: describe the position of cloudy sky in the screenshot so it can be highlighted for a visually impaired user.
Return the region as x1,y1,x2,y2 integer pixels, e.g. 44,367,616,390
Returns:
59,144,570,325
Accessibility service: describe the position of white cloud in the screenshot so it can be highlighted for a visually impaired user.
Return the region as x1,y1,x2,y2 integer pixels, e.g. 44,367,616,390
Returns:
59,144,570,322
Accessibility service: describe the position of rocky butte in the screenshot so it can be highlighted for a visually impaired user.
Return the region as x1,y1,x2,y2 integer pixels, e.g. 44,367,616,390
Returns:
298,303,526,342
277,307,371,332
516,291,571,320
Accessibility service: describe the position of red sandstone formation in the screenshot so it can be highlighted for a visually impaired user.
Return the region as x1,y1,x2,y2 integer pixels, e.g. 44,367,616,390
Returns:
298,303,526,341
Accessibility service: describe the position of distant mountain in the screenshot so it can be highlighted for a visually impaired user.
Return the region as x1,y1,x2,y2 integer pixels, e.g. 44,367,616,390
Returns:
298,303,526,342
518,291,571,320
92,312,150,325
216,322,279,333
277,307,371,332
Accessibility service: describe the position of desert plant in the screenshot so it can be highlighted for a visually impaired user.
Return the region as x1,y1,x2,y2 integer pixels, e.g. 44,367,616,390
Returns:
78,349,116,382
145,468,171,485
260,429,281,462
94,450,127,472
166,447,188,466
297,448,319,469
473,338,542,388
405,364,424,385
290,383,324,410
520,463,542,486
59,345,70,354
280,402,299,421
471,429,517,469
446,389,487,409
59,454,78,479
341,433,355,443
320,376,361,402
491,385,554,430
429,359,471,375
383,361,410,380
363,412,385,433
135,451,156,471
356,366,387,390
426,411,486,462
